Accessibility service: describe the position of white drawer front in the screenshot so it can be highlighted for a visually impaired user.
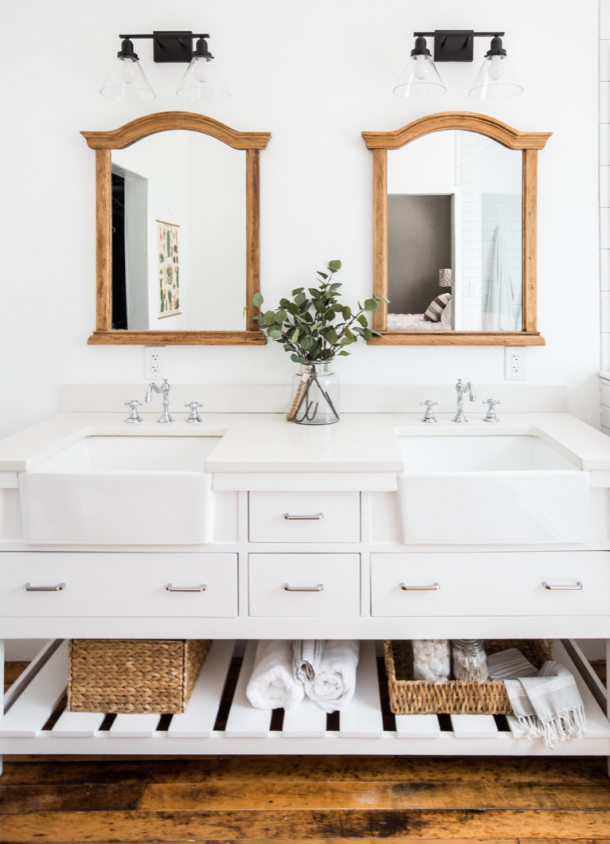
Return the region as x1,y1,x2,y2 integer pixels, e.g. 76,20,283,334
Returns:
249,554,360,617
249,492,360,543
371,552,610,617
0,553,237,617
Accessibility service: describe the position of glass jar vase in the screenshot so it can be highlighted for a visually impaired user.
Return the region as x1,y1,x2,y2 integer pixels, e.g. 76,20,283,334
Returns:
289,361,340,426
451,639,488,682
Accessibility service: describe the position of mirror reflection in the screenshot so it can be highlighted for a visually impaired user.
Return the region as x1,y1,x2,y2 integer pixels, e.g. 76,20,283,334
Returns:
111,131,246,331
387,131,523,332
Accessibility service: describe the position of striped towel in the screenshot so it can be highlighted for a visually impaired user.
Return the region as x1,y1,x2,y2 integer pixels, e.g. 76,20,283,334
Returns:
293,640,325,683
488,648,586,748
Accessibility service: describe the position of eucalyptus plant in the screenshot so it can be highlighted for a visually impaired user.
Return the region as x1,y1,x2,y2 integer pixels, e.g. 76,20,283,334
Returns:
250,260,387,365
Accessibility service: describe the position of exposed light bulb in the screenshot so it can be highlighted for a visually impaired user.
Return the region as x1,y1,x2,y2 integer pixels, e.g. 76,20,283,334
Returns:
488,54,504,81
119,57,136,85
413,54,428,80
193,56,209,83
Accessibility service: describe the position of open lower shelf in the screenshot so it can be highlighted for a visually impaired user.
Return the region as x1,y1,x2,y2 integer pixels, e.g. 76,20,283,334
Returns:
1,639,609,756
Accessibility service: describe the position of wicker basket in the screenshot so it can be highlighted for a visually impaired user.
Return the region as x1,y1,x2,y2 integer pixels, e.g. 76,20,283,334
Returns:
67,639,212,714
384,639,553,716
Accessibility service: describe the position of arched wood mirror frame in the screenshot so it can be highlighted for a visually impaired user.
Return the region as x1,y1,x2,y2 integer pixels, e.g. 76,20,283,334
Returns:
362,112,551,346
82,112,271,345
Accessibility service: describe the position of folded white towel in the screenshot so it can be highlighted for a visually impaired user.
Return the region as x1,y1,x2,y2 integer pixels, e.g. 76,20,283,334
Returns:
305,640,360,713
246,640,305,711
293,640,325,683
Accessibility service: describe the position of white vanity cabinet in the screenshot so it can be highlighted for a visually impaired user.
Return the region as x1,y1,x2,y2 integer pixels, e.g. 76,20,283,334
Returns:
3,412,610,766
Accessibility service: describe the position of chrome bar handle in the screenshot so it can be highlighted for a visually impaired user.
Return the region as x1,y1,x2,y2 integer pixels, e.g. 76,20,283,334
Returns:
542,581,583,591
24,582,65,592
400,582,441,591
166,583,207,592
284,513,324,521
284,583,324,592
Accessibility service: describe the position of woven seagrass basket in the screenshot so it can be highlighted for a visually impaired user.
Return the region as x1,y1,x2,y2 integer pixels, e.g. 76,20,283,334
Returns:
67,639,212,714
384,639,553,716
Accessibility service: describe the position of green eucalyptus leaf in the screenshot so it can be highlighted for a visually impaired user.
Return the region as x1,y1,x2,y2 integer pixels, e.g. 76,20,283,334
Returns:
339,350,350,356
342,306,352,320
292,287,304,295
295,292,307,306
317,271,328,279
263,310,276,325
362,328,373,341
380,294,390,304
325,327,338,344
285,303,299,315
357,314,368,327
371,329,382,337
364,298,379,311
268,328,282,340
290,354,309,365
344,327,355,342
275,309,287,323
329,282,342,290
252,292,264,308
291,328,300,343
328,260,342,272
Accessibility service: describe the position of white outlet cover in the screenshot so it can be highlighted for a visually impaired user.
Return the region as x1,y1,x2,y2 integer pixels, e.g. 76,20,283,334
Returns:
504,347,526,380
144,347,167,380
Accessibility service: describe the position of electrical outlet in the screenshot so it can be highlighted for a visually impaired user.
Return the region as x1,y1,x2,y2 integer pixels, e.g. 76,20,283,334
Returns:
505,348,526,380
144,347,167,380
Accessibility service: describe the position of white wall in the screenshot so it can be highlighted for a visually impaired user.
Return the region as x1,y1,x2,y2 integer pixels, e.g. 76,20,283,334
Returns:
0,0,601,439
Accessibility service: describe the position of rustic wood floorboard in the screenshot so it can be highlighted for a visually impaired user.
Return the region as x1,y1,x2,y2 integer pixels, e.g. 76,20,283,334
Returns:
2,662,610,842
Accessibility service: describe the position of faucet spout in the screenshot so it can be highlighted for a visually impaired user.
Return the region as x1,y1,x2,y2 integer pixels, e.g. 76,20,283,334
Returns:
144,380,173,423
453,378,476,424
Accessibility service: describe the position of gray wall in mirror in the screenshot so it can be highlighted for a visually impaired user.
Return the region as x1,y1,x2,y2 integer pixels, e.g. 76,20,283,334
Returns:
388,194,452,316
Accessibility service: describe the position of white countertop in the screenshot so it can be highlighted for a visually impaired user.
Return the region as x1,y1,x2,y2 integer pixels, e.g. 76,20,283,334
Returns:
2,411,610,474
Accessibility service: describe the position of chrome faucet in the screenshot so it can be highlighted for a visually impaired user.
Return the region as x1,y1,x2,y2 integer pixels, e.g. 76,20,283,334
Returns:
453,378,476,423
145,379,173,423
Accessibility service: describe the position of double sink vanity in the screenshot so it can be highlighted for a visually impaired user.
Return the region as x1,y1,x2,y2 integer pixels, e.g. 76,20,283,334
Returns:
1,384,610,760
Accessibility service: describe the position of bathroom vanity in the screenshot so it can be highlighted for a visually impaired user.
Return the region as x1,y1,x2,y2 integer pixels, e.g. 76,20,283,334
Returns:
2,392,610,766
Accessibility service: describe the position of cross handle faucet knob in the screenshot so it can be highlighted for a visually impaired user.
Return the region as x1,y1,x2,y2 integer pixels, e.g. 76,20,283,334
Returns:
420,400,439,423
124,400,143,424
185,401,204,423
482,398,501,423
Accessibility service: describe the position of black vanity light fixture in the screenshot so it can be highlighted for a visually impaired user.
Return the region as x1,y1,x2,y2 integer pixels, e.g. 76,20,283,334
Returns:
100,31,230,103
393,31,523,101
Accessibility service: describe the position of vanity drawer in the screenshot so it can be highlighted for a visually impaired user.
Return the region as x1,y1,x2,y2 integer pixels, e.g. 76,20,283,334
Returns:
249,553,360,616
371,552,610,617
0,553,237,617
249,491,360,543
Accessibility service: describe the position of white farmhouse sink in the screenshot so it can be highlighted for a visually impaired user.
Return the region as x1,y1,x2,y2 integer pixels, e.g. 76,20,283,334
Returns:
397,434,590,545
20,435,222,545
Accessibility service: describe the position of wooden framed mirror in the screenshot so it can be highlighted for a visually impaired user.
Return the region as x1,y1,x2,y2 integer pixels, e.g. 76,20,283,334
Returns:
82,112,271,345
362,112,551,345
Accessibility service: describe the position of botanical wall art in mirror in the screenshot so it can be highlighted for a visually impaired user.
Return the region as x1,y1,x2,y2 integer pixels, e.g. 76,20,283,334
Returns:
82,112,271,344
362,112,551,345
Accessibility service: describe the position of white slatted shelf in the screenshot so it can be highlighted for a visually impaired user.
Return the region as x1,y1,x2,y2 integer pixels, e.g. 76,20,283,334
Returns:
1,638,609,755
283,697,327,738
109,713,161,738
450,714,500,739
339,640,383,738
52,710,105,738
169,640,235,738
225,640,272,738
395,713,442,739
0,641,68,737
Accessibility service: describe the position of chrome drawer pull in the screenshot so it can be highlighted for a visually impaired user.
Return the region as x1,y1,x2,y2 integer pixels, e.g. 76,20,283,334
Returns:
166,583,207,592
542,581,583,591
24,582,65,592
400,582,441,591
284,583,324,592
284,513,324,521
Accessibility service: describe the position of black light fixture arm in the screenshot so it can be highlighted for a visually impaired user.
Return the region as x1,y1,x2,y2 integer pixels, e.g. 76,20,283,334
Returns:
116,31,212,64
412,30,507,63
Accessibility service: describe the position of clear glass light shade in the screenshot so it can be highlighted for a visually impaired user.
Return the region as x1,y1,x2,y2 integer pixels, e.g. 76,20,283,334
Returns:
176,56,230,101
393,54,446,100
469,55,524,100
100,57,156,102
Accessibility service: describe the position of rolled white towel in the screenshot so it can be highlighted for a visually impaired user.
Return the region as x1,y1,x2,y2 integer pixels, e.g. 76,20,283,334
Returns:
293,640,325,683
246,640,305,711
305,640,360,713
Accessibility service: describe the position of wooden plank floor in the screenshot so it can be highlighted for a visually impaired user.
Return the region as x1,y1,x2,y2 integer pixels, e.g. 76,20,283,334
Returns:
2,661,610,842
